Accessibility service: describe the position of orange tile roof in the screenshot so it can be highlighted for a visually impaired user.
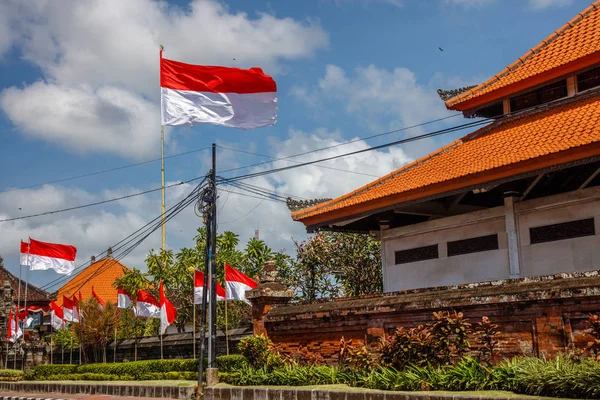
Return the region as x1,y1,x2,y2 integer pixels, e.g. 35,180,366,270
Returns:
293,94,600,226
446,1,600,110
56,257,129,306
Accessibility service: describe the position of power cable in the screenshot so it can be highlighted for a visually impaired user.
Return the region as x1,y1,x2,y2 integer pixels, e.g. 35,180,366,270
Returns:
0,147,212,194
39,178,207,291
0,176,206,223
218,113,463,174
219,199,265,225
223,119,490,183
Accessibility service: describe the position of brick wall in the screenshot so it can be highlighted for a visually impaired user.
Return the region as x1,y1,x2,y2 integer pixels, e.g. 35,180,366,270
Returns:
257,271,600,362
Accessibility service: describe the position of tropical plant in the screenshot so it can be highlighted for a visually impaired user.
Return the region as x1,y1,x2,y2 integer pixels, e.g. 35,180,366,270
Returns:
380,325,434,369
238,334,272,368
429,310,472,364
71,298,117,362
474,316,499,364
585,314,600,358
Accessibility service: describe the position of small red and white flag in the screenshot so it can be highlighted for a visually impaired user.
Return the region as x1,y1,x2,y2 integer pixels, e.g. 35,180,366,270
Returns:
7,310,21,342
92,286,106,308
27,238,77,275
136,290,160,318
159,281,177,334
72,294,81,321
194,270,226,304
225,264,258,305
19,241,29,266
160,53,277,129
117,288,133,309
50,301,65,331
62,295,78,322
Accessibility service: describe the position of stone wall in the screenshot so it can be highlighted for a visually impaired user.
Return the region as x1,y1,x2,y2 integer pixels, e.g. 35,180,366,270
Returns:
256,270,600,363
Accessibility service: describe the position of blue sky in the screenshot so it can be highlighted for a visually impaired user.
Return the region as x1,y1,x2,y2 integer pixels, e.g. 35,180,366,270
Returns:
0,0,591,289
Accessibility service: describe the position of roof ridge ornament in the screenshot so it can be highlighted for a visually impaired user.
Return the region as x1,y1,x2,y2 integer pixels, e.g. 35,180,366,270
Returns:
437,85,478,101
286,197,332,212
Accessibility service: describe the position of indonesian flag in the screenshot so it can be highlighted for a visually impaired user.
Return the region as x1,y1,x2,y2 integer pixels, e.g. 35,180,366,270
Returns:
72,294,81,321
136,290,160,318
225,264,258,305
160,54,277,129
92,286,106,308
19,241,29,266
117,288,133,309
159,281,177,334
50,301,65,331
194,270,226,304
63,295,78,322
7,310,17,343
28,238,77,275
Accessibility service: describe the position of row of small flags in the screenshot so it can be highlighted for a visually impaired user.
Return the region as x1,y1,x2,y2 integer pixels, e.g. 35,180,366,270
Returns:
46,263,258,336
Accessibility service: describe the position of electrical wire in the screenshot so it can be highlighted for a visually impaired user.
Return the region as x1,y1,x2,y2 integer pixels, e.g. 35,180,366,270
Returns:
219,199,265,225
0,146,212,194
223,119,491,183
218,113,464,174
0,176,206,223
39,178,207,291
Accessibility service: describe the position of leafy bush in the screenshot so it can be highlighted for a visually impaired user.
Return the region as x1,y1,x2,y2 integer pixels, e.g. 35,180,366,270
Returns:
77,359,199,379
0,369,24,381
511,355,600,399
216,354,248,372
474,316,499,364
44,373,120,381
429,311,472,364
338,337,373,372
29,364,77,380
586,314,600,358
238,334,271,368
380,325,434,369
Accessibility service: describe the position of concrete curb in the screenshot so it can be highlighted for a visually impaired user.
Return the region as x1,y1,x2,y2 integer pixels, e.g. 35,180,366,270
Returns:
0,382,195,400
204,386,551,400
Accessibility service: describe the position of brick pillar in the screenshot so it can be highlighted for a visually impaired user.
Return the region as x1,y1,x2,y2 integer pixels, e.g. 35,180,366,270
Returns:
246,261,294,337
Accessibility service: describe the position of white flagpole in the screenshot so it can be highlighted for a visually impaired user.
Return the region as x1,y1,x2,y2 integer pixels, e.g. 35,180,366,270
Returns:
114,309,118,363
193,293,196,359
50,323,53,365
23,239,30,319
160,331,163,360
16,242,23,335
160,45,166,252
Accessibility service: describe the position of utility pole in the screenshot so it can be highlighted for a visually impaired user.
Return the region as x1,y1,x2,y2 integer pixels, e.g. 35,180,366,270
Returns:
207,143,218,382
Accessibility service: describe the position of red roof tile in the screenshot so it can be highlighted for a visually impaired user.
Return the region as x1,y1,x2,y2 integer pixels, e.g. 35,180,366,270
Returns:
56,257,129,306
446,1,600,110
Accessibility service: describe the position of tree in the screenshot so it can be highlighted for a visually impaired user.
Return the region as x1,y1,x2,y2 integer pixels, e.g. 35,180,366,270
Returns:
292,231,382,301
68,298,117,363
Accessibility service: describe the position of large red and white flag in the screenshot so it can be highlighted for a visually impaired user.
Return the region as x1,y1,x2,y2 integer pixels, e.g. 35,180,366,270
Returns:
19,241,29,266
225,264,258,305
50,301,65,331
159,281,177,334
136,290,160,318
92,286,106,308
7,310,18,343
28,238,77,275
160,54,277,129
117,289,133,309
62,295,78,322
194,270,226,304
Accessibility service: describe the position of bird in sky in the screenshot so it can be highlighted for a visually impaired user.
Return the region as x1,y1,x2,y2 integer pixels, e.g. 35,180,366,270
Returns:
438,47,444,52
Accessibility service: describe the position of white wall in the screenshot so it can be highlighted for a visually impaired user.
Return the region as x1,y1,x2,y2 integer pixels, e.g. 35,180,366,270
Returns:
381,187,600,292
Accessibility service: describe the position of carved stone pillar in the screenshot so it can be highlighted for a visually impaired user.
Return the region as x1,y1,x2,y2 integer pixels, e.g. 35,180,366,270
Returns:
246,261,294,337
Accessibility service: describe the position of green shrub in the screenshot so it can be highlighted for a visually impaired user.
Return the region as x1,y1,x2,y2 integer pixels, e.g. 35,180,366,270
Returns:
77,359,200,379
43,373,119,381
0,369,24,381
238,334,271,368
30,364,77,380
216,354,248,372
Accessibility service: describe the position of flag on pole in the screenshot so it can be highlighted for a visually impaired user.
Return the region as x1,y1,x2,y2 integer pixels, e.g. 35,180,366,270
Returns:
117,289,133,309
160,54,277,129
27,238,77,275
194,270,226,304
92,286,106,308
14,312,22,340
19,241,29,266
159,281,177,334
136,290,160,318
50,301,65,331
62,295,78,322
72,294,80,322
7,310,15,343
225,264,258,305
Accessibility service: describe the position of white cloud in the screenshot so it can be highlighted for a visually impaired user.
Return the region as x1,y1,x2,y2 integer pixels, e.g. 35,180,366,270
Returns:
529,0,573,10
326,0,403,7
1,0,328,158
442,0,494,7
292,64,453,149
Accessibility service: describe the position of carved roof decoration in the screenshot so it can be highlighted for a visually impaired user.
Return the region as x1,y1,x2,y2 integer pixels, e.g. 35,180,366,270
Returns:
437,85,478,101
286,198,332,212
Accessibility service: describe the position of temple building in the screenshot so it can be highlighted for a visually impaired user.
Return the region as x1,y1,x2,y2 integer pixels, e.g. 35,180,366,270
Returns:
55,248,129,306
291,1,600,293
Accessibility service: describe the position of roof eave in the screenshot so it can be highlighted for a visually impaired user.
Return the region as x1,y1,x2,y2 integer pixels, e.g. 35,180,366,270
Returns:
296,142,600,230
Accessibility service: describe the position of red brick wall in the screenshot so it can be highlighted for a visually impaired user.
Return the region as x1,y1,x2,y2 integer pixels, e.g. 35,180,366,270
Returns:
257,272,600,363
